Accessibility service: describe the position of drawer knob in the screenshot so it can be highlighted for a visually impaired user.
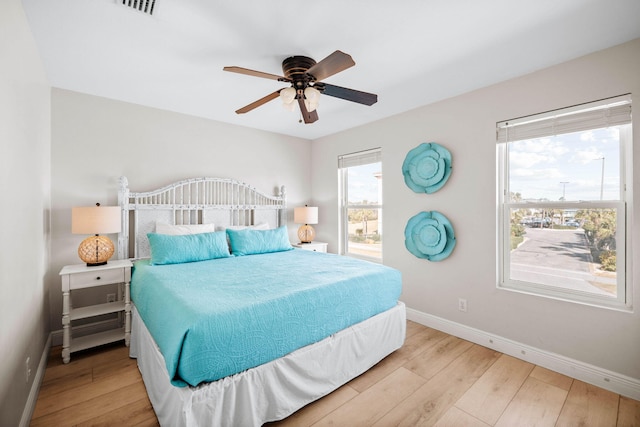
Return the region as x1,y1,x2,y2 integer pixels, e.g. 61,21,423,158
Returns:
96,277,101,280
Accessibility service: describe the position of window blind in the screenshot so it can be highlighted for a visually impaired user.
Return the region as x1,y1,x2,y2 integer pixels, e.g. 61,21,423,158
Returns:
497,94,632,143
338,148,382,169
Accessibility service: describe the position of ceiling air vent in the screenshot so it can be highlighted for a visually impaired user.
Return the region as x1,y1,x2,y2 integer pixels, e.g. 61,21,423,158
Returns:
119,0,156,15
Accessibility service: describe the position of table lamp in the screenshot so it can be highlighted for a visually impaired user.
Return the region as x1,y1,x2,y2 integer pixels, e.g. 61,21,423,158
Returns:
294,205,318,243
72,203,121,266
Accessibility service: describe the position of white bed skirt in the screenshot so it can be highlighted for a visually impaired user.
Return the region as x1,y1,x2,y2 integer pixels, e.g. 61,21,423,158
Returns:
130,302,406,427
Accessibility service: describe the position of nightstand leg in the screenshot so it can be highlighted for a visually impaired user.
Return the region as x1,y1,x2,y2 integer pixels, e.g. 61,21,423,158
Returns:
124,280,131,346
62,291,71,363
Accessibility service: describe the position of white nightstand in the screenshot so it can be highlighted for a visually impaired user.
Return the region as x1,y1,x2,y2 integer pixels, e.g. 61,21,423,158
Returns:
59,259,132,363
292,241,328,253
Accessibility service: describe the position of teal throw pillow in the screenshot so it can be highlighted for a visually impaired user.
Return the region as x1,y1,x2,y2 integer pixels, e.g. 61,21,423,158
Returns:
226,226,293,256
147,231,231,265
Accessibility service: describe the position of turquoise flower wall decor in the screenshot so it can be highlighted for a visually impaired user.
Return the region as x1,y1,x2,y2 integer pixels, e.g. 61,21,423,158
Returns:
402,142,452,193
404,211,456,261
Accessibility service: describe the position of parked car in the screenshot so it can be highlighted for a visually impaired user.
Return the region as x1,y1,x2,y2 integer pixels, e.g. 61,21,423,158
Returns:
531,217,551,228
564,220,580,227
520,217,533,226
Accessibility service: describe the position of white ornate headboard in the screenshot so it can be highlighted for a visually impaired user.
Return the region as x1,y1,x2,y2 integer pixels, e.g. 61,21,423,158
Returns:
118,176,287,259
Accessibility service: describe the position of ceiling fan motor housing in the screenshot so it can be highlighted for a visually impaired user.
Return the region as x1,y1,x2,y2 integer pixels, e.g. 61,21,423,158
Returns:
282,56,317,91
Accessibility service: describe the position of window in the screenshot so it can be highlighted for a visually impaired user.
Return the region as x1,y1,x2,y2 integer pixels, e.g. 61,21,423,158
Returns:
338,148,383,261
497,95,632,309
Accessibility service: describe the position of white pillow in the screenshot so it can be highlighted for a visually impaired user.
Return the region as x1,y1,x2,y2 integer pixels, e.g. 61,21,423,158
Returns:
222,223,270,231
155,222,217,236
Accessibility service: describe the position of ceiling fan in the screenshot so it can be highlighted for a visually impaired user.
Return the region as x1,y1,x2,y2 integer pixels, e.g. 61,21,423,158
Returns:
223,50,377,124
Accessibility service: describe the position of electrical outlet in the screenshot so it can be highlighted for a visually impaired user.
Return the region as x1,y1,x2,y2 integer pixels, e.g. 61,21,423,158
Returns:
25,357,31,383
458,298,468,312
107,293,116,303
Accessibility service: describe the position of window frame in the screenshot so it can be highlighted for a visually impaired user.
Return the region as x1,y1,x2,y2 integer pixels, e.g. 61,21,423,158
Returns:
496,96,632,310
338,148,383,262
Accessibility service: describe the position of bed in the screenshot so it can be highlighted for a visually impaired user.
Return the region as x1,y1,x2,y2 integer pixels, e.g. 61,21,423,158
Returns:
118,176,406,426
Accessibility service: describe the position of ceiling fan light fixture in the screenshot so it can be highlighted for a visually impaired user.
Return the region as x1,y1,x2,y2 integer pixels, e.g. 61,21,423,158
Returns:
280,87,296,105
304,86,320,112
283,99,297,111
304,100,318,112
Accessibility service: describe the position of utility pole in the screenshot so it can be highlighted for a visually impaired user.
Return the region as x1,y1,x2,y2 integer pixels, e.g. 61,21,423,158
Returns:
560,181,569,224
560,181,569,200
599,157,605,200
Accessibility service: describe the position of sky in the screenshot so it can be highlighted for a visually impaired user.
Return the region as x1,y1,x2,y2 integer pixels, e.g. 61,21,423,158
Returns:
348,162,381,204
508,126,623,202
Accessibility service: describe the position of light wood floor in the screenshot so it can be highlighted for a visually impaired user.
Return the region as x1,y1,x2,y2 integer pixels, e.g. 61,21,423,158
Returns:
31,321,640,426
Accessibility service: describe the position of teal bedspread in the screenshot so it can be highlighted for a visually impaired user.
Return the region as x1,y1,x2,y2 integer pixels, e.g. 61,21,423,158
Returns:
131,249,402,387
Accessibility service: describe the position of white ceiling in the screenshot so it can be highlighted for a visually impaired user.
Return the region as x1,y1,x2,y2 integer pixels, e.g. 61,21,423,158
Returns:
22,0,640,140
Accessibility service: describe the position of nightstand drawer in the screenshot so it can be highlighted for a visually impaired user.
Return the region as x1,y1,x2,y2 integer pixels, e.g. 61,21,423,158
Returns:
69,268,124,289
292,241,328,253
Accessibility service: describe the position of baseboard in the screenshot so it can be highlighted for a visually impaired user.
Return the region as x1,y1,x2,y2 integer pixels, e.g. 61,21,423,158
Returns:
20,333,51,427
406,307,640,401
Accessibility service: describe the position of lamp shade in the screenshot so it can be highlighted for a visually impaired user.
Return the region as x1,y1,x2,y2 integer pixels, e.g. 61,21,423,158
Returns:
72,206,121,235
72,205,121,266
294,206,318,225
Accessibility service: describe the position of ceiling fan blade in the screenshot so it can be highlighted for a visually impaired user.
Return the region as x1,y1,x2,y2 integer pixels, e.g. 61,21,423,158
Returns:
318,83,378,106
306,50,355,82
235,90,281,114
298,98,319,124
223,66,288,82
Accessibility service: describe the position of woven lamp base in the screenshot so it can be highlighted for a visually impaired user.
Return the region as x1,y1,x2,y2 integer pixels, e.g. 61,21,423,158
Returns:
297,225,316,244
78,235,115,266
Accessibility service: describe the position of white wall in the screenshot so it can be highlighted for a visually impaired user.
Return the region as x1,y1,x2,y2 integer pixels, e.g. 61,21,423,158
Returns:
312,39,640,381
49,89,312,331
0,1,51,425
